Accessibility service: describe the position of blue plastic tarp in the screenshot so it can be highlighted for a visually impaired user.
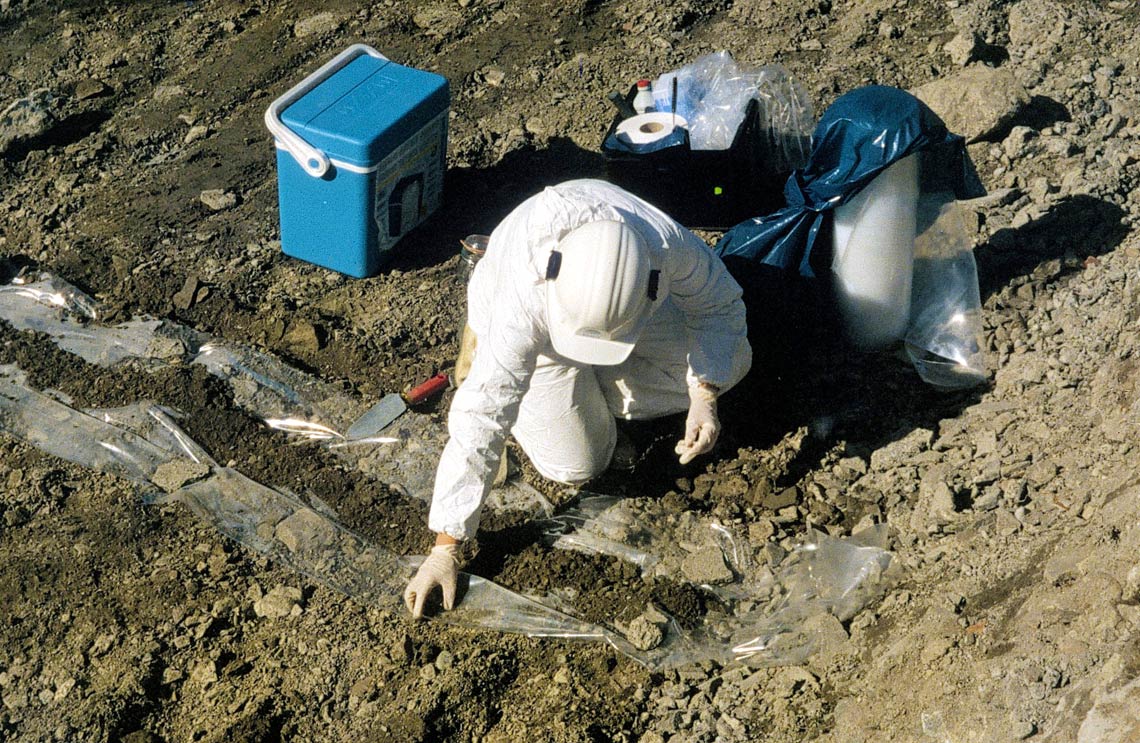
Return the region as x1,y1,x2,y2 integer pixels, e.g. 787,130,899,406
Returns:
715,85,985,277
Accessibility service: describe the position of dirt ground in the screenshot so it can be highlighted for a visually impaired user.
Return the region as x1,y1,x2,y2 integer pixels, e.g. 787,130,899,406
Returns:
2,0,1140,741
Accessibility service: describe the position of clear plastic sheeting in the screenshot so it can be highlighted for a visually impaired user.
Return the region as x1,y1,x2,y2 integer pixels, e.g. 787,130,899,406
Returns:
439,575,632,650
0,273,168,367
88,402,216,468
726,525,894,663
169,467,409,612
0,272,363,427
175,469,627,652
1,271,99,318
540,494,659,570
170,468,626,656
194,342,364,433
335,409,554,514
0,368,894,669
651,50,814,168
539,494,895,667
0,375,654,663
539,494,754,579
0,368,187,485
0,276,895,668
0,272,550,515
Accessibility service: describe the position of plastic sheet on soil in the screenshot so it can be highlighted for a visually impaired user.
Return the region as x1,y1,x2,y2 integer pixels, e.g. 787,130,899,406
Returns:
0,372,619,646
0,274,896,668
0,272,549,516
539,494,895,665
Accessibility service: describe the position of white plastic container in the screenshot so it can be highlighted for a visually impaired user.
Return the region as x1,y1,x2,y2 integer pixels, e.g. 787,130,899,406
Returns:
632,79,655,114
830,154,919,351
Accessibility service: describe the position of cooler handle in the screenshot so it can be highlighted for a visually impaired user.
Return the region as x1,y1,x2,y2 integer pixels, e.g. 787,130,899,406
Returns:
264,43,388,178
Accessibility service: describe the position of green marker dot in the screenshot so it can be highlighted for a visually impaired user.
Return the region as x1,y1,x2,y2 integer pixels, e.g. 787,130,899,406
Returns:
713,186,723,196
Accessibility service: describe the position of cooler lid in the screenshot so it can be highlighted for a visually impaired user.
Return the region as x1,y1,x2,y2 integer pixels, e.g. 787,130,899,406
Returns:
281,55,449,167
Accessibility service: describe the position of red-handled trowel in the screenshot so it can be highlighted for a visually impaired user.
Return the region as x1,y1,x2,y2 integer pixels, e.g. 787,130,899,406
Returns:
345,372,450,441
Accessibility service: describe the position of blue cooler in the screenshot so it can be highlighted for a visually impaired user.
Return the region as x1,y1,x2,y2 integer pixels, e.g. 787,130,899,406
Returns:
265,44,449,278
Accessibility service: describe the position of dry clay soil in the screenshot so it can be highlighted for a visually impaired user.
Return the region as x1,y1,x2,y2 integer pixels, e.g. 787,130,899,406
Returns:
2,0,1140,742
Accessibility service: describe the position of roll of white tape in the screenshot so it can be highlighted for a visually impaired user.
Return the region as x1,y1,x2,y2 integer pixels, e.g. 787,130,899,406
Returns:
614,112,688,149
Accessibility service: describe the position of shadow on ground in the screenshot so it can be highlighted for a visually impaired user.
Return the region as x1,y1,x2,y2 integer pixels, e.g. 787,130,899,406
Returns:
976,195,1128,299
385,137,606,273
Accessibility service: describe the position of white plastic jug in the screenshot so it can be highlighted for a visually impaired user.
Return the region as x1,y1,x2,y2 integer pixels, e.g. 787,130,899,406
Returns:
830,153,919,351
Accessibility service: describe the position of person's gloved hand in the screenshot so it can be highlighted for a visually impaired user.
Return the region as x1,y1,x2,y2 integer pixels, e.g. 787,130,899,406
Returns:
675,383,720,465
403,542,460,619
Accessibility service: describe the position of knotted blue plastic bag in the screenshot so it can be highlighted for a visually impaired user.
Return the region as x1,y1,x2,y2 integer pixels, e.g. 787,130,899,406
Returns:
716,85,988,388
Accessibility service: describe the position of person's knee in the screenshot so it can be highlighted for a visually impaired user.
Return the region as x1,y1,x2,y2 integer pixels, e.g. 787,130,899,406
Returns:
514,366,616,484
519,420,615,484
528,449,610,485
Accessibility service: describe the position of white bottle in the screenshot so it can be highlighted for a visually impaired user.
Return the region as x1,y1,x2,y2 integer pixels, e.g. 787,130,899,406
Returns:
632,79,654,114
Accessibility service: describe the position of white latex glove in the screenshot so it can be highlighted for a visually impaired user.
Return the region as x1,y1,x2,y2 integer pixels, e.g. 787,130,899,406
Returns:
675,383,720,465
403,543,460,619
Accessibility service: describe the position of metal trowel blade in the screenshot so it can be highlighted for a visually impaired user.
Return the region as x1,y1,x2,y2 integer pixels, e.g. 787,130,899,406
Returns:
345,393,406,440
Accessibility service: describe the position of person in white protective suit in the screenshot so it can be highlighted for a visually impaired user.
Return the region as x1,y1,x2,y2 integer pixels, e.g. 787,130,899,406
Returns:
404,179,752,618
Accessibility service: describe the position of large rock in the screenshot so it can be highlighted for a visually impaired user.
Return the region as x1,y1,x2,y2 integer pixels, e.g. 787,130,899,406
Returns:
624,614,665,652
253,585,304,618
199,188,237,211
274,508,336,555
0,90,54,156
152,460,211,492
914,65,1031,142
944,31,984,67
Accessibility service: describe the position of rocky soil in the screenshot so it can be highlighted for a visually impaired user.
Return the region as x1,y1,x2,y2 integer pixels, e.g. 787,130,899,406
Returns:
2,0,1139,741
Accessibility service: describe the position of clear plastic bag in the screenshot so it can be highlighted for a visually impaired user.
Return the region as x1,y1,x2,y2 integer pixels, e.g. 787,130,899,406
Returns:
830,184,987,387
652,51,813,169
904,193,987,389
714,84,988,390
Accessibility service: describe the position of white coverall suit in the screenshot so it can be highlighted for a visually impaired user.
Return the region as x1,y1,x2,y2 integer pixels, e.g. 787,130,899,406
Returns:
429,179,752,541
